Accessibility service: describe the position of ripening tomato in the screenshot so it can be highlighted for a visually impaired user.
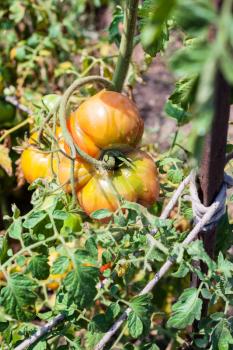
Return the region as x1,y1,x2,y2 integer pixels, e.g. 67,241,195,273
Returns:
20,132,58,183
67,90,144,159
58,150,160,217
57,154,93,193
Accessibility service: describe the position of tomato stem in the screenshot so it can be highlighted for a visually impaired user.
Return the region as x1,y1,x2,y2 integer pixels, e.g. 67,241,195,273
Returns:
112,0,139,92
58,76,116,205
0,117,32,143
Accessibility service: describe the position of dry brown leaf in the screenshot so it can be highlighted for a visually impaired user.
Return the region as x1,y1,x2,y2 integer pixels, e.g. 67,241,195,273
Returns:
15,157,25,189
0,144,13,176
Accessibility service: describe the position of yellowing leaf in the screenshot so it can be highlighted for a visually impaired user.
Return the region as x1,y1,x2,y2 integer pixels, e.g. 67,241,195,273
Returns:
0,144,12,176
59,61,73,70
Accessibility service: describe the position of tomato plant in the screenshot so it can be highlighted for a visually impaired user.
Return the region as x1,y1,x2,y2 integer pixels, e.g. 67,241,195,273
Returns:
0,1,233,350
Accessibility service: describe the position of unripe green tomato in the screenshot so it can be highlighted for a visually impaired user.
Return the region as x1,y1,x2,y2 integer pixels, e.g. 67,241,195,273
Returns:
0,99,16,126
61,213,82,235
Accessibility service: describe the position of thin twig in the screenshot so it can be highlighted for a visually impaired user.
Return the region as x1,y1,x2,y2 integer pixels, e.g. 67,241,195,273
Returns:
5,96,32,115
14,314,65,350
151,173,192,235
94,199,220,350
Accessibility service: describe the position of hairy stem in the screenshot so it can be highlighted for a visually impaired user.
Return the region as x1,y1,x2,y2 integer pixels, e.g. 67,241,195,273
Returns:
0,117,32,143
112,0,139,92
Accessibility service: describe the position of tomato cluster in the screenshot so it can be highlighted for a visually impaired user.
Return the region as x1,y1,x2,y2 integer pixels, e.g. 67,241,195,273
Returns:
21,90,160,217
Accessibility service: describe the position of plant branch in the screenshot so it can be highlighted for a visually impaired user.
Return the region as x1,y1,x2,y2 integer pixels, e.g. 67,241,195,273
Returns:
112,0,139,92
14,314,65,350
0,117,32,143
5,96,32,115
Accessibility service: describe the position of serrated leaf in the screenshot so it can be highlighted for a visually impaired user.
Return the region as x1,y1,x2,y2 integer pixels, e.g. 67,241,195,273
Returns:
42,94,60,112
172,263,189,278
63,264,99,308
23,210,47,228
8,218,22,240
164,100,191,125
168,75,198,110
30,341,47,350
51,256,69,274
106,302,121,319
108,6,123,46
52,210,69,220
140,0,174,56
128,311,144,338
212,320,233,350
129,294,152,317
90,209,113,220
167,168,183,184
217,252,233,279
28,255,50,280
0,144,12,176
85,237,98,259
167,288,202,329
187,240,215,272
0,273,37,321
0,236,8,263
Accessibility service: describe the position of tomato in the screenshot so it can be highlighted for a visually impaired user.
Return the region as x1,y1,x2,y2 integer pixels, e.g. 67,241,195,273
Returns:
0,99,16,126
67,90,144,159
99,262,112,274
57,154,93,192
58,150,160,217
99,262,112,281
20,132,58,184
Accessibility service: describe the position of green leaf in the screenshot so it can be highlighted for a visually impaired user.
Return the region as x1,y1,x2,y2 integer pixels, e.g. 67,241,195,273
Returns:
23,211,47,229
52,210,69,220
167,288,202,329
8,218,22,240
140,0,175,56
174,0,215,35
28,255,50,280
106,302,121,319
51,256,70,275
127,294,152,338
212,320,233,350
90,209,113,220
168,75,198,110
9,2,25,23
0,236,8,263
30,341,47,350
63,264,99,309
167,168,183,184
172,263,189,278
85,237,98,259
42,94,60,112
215,213,233,253
108,6,123,46
187,240,215,272
164,100,191,125
217,252,233,279
129,294,152,317
128,312,143,338
0,273,37,321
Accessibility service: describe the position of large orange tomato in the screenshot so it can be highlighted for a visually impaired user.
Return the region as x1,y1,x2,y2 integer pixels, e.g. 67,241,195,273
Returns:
58,150,159,216
67,90,144,159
